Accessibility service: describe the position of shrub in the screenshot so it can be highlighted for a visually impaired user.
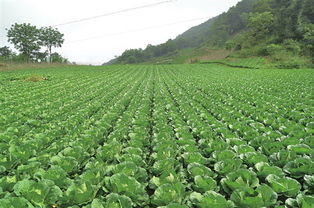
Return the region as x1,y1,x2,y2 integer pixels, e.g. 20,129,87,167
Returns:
283,39,301,55
190,58,199,64
274,55,309,69
264,44,284,56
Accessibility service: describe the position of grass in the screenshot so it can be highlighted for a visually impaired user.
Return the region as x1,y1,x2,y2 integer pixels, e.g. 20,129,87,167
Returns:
23,75,49,82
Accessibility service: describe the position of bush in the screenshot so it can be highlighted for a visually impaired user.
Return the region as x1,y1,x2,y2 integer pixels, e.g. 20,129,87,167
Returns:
225,41,236,50
51,53,68,63
256,42,310,68
274,55,309,69
283,39,301,55
264,44,284,56
190,58,199,64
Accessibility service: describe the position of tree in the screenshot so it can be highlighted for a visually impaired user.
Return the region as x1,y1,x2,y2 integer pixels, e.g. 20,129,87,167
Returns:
116,49,145,64
51,52,68,63
7,23,40,62
247,12,274,41
0,46,13,57
34,51,48,62
302,0,314,23
300,23,314,62
253,0,273,13
38,27,64,63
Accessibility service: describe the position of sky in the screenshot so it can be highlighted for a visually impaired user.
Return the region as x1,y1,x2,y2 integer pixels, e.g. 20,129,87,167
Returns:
1,0,241,65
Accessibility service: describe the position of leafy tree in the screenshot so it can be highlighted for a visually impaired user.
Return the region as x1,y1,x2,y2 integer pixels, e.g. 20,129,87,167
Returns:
253,0,273,13
272,0,308,39
0,46,14,57
38,27,64,63
7,23,40,62
300,23,314,62
247,12,274,41
302,0,314,23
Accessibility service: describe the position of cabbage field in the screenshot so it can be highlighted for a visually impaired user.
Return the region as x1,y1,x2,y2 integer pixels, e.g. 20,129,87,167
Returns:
0,64,313,208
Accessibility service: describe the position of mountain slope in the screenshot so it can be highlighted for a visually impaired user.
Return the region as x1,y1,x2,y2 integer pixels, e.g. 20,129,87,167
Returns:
174,17,217,48
109,0,314,66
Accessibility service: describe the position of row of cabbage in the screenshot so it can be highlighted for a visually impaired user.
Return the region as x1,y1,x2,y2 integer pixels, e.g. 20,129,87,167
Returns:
0,66,151,207
160,65,314,207
0,64,313,207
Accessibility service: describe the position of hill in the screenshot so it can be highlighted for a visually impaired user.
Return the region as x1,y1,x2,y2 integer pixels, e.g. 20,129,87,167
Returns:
108,0,314,68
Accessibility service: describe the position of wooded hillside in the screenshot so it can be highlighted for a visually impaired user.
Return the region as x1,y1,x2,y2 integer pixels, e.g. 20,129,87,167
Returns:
111,0,314,67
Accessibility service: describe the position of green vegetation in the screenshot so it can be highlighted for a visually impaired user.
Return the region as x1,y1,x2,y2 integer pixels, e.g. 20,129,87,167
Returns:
0,64,313,207
201,57,266,69
111,0,314,68
0,62,70,71
1,23,66,64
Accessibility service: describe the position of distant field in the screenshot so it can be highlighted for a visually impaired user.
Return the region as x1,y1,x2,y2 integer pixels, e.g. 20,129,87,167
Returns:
0,62,69,71
0,64,313,207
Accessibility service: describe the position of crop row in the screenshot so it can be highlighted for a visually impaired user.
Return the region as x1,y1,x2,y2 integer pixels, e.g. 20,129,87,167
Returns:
0,64,313,207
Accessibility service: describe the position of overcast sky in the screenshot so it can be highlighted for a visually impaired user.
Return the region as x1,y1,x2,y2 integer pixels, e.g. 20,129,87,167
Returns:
1,0,241,65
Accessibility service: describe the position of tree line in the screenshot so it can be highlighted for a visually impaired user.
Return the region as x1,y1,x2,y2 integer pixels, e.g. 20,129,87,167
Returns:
0,23,66,63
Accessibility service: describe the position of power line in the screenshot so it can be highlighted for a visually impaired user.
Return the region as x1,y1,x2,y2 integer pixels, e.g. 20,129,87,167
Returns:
64,16,211,44
52,0,176,27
